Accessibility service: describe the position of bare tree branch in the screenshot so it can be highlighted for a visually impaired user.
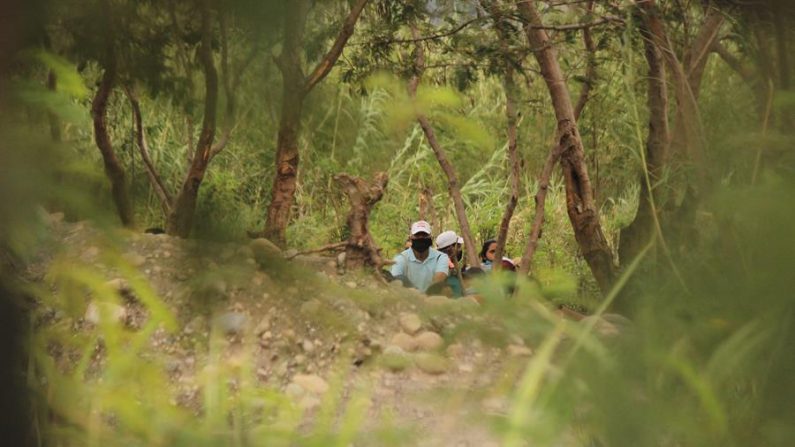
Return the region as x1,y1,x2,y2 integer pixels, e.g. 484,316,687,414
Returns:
124,85,173,214
304,0,370,93
573,0,597,120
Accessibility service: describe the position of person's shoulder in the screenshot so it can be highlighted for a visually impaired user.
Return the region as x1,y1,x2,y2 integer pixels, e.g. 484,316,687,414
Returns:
429,248,449,260
394,248,411,260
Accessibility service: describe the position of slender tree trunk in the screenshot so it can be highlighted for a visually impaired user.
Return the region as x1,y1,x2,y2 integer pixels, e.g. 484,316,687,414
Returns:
91,51,134,227
263,0,308,245
262,0,370,246
517,0,615,293
408,27,481,269
46,70,61,142
493,69,520,266
619,7,671,265
335,172,389,269
774,13,790,90
166,0,218,237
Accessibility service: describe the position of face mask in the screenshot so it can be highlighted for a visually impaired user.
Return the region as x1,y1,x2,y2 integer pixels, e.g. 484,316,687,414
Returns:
411,237,432,253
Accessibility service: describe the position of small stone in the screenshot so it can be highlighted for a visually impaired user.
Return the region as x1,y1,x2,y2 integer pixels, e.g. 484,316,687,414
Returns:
253,318,271,335
283,248,299,258
84,301,126,325
256,368,268,378
398,312,422,335
250,238,281,264
390,332,416,352
413,331,444,351
292,374,329,394
82,246,100,259
458,363,474,373
507,345,533,357
425,295,450,306
414,353,448,375
214,312,247,334
446,343,464,357
48,211,65,224
104,278,129,294
300,299,321,315
381,346,411,372
301,339,315,353
126,254,146,267
299,395,321,410
345,281,357,289
285,383,305,399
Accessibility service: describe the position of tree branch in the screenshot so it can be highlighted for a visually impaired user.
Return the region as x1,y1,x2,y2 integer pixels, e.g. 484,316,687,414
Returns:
124,85,173,213
573,0,597,120
304,0,370,93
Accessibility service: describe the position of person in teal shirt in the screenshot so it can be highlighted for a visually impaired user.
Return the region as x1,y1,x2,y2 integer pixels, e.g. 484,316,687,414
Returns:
390,220,449,293
435,230,465,297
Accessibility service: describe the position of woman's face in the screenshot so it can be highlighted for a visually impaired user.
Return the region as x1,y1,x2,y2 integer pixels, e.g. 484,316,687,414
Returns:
485,242,497,261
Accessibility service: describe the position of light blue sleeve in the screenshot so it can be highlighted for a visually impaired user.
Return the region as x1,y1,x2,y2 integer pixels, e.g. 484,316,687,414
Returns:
390,254,405,277
434,252,450,275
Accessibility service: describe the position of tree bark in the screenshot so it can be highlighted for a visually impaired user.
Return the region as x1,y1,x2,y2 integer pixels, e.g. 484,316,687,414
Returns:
335,172,389,269
517,0,615,293
91,47,134,227
573,0,597,121
408,26,481,269
619,6,671,265
46,70,61,142
166,0,218,237
262,0,370,246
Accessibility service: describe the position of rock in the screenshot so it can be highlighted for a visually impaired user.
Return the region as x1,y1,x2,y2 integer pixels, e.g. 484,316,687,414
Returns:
292,374,329,394
414,353,448,375
446,343,464,358
82,246,100,260
184,316,205,334
283,248,299,259
300,299,321,315
253,317,271,335
285,383,305,399
413,331,444,351
250,238,281,261
48,211,65,224
299,396,321,410
214,312,247,334
206,279,228,297
381,346,411,372
580,315,621,337
389,332,416,352
125,253,147,267
345,281,357,289
506,345,533,357
84,301,126,325
301,339,315,353
425,295,450,306
398,312,422,335
104,278,129,295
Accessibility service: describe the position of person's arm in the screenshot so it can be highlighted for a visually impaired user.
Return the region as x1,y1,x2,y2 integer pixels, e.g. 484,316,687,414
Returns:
390,253,405,277
432,252,449,284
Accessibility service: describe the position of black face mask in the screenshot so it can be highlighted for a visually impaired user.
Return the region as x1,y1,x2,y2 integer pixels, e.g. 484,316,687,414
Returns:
411,237,432,253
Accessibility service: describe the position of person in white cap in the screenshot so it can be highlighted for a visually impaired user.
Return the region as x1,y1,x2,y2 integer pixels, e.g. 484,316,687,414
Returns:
435,230,465,297
390,220,450,293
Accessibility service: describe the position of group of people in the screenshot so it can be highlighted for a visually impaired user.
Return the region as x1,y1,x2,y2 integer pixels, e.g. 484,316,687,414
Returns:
388,220,518,297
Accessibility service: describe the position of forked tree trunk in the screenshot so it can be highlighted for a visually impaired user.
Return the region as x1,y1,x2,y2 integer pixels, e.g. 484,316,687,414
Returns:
335,172,389,269
408,26,481,269
619,6,671,264
262,0,370,246
517,0,615,293
166,0,218,237
91,48,134,227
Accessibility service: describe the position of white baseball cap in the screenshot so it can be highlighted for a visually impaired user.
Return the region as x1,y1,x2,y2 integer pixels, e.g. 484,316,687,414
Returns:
410,220,432,235
435,230,458,249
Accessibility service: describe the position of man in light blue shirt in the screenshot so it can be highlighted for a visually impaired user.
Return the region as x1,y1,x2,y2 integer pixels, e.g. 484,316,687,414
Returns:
390,220,449,293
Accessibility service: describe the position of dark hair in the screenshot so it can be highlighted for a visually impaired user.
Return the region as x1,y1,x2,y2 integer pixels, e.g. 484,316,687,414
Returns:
479,239,496,262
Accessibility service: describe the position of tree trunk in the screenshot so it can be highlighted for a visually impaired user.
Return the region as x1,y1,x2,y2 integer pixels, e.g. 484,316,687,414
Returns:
408,26,481,269
517,0,615,293
263,0,308,245
166,0,218,237
47,70,61,142
619,7,671,265
262,0,370,246
335,172,389,269
91,53,134,227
